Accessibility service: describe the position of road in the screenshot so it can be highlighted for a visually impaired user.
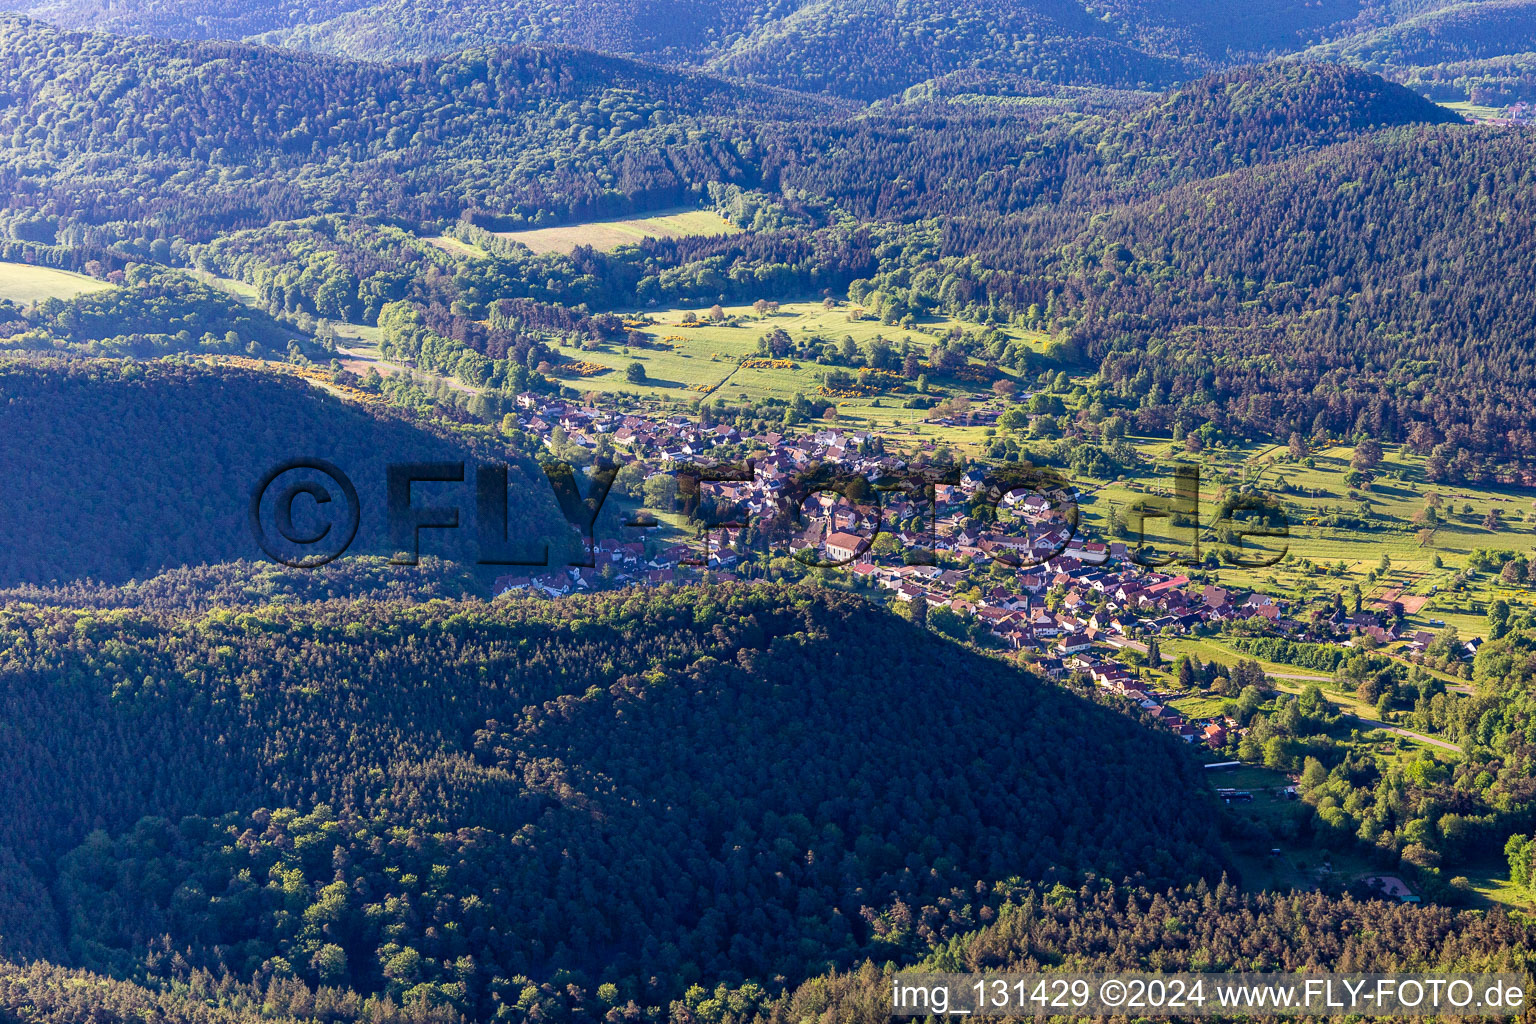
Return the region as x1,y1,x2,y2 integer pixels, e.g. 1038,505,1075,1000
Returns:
1265,677,1461,752
1346,714,1461,753
1160,646,1463,754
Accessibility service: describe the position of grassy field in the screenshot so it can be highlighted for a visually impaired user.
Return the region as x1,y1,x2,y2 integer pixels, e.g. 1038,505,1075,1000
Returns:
1441,100,1507,122
1459,864,1534,910
179,263,1536,643
1063,437,1536,638
1161,636,1328,682
1156,635,1462,760
332,328,482,396
486,208,741,255
547,298,1047,414
1201,761,1381,890
189,268,261,303
1167,694,1231,719
1182,681,1464,893
423,234,487,258
0,261,112,303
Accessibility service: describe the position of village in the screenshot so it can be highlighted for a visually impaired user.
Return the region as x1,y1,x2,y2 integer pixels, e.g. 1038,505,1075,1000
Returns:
488,392,1473,762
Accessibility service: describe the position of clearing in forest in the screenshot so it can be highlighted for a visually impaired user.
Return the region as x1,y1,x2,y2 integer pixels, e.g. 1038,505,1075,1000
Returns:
491,208,740,254
0,261,112,303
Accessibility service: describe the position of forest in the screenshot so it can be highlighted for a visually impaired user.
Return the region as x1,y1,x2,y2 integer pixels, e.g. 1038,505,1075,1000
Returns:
743,879,1536,1024
5,27,1528,476
0,359,572,583
0,582,1228,1021
13,0,1532,109
7,879,1530,1024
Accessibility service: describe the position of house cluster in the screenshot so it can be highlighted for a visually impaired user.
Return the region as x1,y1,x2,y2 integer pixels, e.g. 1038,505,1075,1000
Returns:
1063,651,1245,750
517,393,751,463
495,398,896,593
862,548,1292,664
1328,611,1482,662
500,397,1306,663
491,538,703,599
1494,102,1536,126
498,394,1497,761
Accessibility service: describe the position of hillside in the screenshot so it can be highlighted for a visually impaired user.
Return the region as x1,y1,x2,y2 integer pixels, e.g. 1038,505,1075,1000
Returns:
703,0,1191,100
2,881,1532,1024
0,16,832,242
1097,61,1462,167
0,556,490,611
0,17,1469,245
12,0,1536,103
1320,0,1536,67
0,584,1228,1020
752,61,1536,474
1,266,304,357
921,119,1536,472
0,358,570,584
2,1,1536,1022
261,0,790,63
757,62,1459,223
748,882,1536,1023
1308,0,1536,101
6,0,790,57
3,37,1511,473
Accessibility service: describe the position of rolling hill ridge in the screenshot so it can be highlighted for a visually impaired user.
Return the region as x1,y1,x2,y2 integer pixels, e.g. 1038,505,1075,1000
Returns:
9,0,1536,103
0,584,1228,1019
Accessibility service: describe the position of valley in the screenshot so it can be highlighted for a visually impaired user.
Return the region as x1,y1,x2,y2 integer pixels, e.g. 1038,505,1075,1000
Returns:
1,3,1536,1022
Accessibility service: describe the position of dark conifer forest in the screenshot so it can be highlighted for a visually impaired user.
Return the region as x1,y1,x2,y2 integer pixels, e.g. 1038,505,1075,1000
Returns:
0,360,570,583
0,584,1224,1020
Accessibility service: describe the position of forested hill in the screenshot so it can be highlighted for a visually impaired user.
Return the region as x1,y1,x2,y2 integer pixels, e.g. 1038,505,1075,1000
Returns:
3,887,1533,1024
0,23,1529,473
700,0,1191,100
0,359,570,584
758,62,1459,224
10,0,1536,105
0,557,491,612
5,33,1519,471
749,882,1536,1023
0,16,1458,246
1090,62,1462,177
7,0,1508,104
0,584,1227,1021
263,0,793,67
0,16,833,237
1305,0,1536,104
10,0,794,58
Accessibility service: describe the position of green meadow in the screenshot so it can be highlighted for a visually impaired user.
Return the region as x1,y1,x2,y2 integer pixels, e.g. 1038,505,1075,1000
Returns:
488,208,740,255
1440,100,1506,122
189,268,262,302
180,264,1536,643
1206,761,1384,893
1066,438,1536,635
547,298,1047,413
0,261,112,303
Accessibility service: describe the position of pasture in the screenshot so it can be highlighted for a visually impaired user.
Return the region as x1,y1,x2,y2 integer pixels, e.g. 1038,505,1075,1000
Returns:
0,261,112,303
1207,760,1380,892
188,268,261,303
546,298,1048,415
490,208,740,255
1440,100,1506,122
1061,438,1536,635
